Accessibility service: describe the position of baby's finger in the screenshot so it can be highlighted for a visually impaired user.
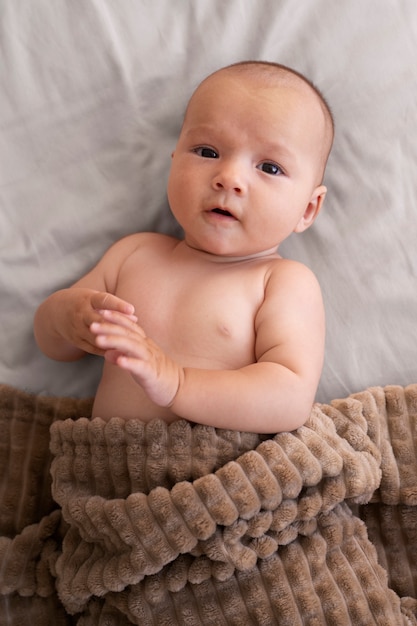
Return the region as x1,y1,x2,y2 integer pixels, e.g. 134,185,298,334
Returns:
91,292,135,316
90,321,147,347
96,310,138,324
90,321,130,337
103,349,125,365
98,310,144,334
94,331,147,360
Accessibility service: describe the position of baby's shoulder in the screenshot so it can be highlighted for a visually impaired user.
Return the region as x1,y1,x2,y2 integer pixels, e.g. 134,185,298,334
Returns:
265,256,315,275
117,231,177,249
110,232,179,259
257,258,323,324
99,233,179,281
264,257,321,294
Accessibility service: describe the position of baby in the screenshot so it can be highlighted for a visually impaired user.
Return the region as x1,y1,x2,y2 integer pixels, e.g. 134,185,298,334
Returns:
34,61,334,433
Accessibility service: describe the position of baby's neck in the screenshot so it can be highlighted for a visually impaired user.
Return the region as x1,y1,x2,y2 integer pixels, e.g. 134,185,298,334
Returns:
180,240,280,264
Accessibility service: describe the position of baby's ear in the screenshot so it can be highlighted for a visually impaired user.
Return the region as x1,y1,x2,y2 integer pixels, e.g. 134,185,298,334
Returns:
294,185,327,233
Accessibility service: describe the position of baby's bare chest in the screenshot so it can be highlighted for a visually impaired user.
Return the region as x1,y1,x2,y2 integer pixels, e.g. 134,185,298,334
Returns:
116,259,268,368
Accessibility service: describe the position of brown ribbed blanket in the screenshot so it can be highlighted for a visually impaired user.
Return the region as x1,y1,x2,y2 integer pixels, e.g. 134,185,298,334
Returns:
1,384,417,625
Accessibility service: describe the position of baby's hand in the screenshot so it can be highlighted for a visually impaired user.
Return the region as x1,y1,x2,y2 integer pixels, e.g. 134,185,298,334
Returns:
59,288,137,356
90,310,182,408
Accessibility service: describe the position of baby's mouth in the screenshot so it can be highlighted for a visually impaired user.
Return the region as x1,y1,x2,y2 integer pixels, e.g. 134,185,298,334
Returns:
211,208,234,218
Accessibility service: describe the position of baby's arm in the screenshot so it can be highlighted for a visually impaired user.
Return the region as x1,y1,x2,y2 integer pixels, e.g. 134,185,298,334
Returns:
90,260,325,433
174,261,325,431
34,235,140,361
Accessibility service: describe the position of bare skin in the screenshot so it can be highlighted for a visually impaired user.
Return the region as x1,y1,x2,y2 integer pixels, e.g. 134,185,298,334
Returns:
34,63,330,433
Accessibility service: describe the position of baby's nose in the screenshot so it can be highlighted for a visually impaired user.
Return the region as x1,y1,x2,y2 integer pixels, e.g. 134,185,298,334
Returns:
212,162,246,194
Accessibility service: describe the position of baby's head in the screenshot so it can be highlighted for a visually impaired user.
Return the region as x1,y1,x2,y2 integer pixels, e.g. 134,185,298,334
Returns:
191,62,333,178
168,61,334,258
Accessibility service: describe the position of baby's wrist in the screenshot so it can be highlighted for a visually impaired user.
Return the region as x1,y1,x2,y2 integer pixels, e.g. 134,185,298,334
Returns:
166,366,185,410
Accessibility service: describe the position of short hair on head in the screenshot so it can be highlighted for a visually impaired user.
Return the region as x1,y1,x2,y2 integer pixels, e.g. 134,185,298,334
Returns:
224,60,334,140
217,60,335,172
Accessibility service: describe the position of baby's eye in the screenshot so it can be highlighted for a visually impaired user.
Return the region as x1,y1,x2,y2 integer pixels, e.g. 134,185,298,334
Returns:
257,161,283,176
194,146,219,159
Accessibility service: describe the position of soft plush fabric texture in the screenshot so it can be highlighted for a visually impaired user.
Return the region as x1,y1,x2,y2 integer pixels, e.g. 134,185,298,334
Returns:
1,383,417,624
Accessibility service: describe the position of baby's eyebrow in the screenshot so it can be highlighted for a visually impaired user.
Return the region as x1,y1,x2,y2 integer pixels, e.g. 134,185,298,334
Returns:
261,138,288,152
183,124,217,138
249,137,297,167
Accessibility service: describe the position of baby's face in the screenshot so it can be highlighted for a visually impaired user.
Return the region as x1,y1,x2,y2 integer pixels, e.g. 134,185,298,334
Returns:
167,72,327,258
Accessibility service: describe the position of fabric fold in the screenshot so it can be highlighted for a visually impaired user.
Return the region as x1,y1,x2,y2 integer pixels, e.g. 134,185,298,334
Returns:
2,383,417,624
